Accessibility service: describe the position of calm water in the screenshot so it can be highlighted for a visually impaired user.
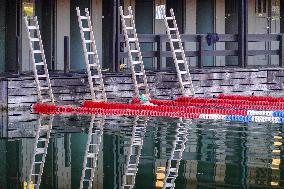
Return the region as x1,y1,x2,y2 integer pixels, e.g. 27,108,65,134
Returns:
0,113,283,189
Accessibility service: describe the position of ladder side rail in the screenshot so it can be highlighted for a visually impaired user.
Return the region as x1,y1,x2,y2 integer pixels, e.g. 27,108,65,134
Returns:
128,7,150,95
27,115,54,189
80,115,105,189
122,117,147,188
169,9,195,96
24,17,43,102
76,7,96,101
27,117,42,188
34,17,55,103
160,9,186,96
85,8,107,101
80,117,95,189
36,117,54,187
162,121,189,189
119,7,140,96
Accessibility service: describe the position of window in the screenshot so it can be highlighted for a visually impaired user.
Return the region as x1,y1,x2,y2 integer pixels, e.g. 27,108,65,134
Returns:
155,5,165,20
255,0,267,15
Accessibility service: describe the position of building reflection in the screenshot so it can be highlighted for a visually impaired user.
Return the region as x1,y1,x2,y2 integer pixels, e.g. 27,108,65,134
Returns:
0,114,282,188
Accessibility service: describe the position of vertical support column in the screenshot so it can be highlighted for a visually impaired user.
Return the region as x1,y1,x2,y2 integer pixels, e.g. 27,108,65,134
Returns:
280,0,284,67
238,0,248,67
64,36,70,72
280,0,284,33
198,35,205,68
279,34,284,67
157,35,162,70
114,0,120,72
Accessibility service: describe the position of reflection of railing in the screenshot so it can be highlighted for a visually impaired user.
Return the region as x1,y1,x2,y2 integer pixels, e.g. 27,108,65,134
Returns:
118,34,284,68
27,114,54,189
122,116,147,189
80,115,104,189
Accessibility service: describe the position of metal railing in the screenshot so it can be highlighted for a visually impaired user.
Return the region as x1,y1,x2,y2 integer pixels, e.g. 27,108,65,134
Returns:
118,33,284,69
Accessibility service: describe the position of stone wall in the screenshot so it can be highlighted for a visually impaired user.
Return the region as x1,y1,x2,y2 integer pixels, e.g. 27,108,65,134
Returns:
1,68,284,110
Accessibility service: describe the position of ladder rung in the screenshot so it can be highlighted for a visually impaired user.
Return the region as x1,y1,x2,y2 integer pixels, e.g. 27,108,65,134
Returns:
126,27,134,30
89,63,98,67
82,28,91,32
91,75,101,79
28,26,37,30
131,61,142,65
35,62,44,66
166,17,174,20
135,72,144,76
171,39,179,42
87,153,95,158
33,50,42,54
87,52,95,55
31,38,40,42
38,138,48,142
93,87,103,91
123,15,132,19
37,74,47,78
137,83,145,88
40,87,50,90
84,179,92,182
180,71,188,75
89,143,99,146
128,38,137,42
34,162,43,164
176,60,185,64
174,49,183,53
85,40,92,43
35,148,45,154
183,81,193,85
32,174,40,176
130,50,139,53
169,27,177,31
80,16,88,20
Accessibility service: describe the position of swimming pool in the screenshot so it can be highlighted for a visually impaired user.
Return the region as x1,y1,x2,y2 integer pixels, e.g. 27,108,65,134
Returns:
0,113,283,189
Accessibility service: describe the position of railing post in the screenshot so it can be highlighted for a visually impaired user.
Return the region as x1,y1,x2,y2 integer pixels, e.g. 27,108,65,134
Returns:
64,36,70,73
280,34,284,67
238,0,248,67
198,35,204,68
157,35,162,70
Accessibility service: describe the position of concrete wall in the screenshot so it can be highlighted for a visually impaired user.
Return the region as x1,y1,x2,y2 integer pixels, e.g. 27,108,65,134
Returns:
215,0,226,66
56,0,70,71
22,1,34,72
92,0,103,65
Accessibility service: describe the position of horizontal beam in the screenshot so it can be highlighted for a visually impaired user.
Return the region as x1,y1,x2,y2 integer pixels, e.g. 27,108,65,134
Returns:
119,34,282,43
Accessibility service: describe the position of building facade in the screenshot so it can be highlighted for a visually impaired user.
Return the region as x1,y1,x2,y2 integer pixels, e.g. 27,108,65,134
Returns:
0,0,283,75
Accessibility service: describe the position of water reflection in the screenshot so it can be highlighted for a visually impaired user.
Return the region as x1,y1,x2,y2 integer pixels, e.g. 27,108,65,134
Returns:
0,112,283,189
26,115,54,189
80,115,104,189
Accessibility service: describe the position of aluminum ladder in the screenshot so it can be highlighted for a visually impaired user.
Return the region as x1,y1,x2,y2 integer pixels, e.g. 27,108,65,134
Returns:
80,115,105,189
160,6,195,97
24,16,55,104
162,118,189,189
76,7,107,102
122,116,147,189
119,6,150,97
27,115,54,189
